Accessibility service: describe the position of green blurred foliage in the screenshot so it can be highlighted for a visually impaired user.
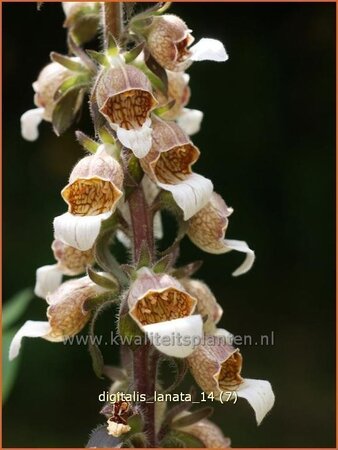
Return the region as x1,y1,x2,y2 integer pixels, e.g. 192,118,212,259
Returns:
3,2,335,447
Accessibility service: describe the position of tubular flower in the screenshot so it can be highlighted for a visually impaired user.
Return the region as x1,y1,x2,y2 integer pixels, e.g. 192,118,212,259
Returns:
187,192,255,276
147,14,228,71
173,413,231,448
180,278,223,333
34,240,95,299
140,117,213,220
127,268,203,357
21,61,74,141
187,338,275,425
54,144,123,251
95,64,158,158
155,71,191,120
9,276,108,360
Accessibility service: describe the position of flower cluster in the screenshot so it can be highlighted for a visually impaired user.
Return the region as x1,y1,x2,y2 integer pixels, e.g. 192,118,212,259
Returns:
12,3,274,447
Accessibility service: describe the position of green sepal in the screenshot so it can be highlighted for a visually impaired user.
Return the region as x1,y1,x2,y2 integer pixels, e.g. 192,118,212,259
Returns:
54,73,90,102
124,43,145,64
120,264,137,280
152,254,174,274
98,126,116,145
82,290,119,313
106,33,120,58
87,266,119,291
136,241,152,269
87,50,110,67
145,53,168,95
171,407,213,428
50,51,87,73
118,313,144,345
133,60,167,96
153,99,176,117
171,260,203,279
75,130,99,154
52,87,84,136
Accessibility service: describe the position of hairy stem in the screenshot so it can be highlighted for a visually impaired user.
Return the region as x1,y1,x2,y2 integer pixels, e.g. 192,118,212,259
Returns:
128,185,155,263
133,345,158,447
103,2,123,46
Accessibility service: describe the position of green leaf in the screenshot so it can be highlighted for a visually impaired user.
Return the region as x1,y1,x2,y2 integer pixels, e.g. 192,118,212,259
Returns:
88,302,114,378
171,407,213,428
50,52,87,73
3,288,33,331
3,328,20,403
52,87,84,136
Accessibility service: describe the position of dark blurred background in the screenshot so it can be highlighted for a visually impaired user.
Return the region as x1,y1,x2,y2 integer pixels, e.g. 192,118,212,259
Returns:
3,2,335,447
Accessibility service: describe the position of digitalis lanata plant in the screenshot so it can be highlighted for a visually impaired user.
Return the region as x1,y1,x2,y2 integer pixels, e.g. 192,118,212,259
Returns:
11,2,274,447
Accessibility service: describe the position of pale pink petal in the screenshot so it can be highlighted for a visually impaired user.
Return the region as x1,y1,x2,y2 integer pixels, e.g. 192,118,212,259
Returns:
116,118,152,158
190,38,228,62
223,239,255,276
20,108,44,141
177,108,203,136
237,378,275,425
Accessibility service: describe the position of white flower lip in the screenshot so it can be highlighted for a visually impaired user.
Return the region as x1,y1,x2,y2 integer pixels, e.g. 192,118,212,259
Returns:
116,118,152,158
190,38,229,62
142,315,203,358
20,108,44,141
53,211,112,251
9,320,52,361
34,264,63,299
177,108,204,136
222,239,256,276
158,173,213,221
236,378,275,426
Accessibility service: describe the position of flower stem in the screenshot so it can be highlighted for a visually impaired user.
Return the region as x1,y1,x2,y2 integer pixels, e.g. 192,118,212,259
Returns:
128,185,154,264
103,2,123,46
133,345,158,447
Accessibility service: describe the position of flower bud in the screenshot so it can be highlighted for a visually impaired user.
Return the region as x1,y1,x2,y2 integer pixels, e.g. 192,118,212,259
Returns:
95,65,158,158
188,335,275,425
179,278,223,332
52,239,94,275
107,419,131,437
187,192,255,276
173,413,231,448
155,71,190,120
9,276,108,360
61,144,124,216
62,3,100,45
128,268,196,327
33,62,74,121
188,340,243,396
147,15,194,71
140,117,213,220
